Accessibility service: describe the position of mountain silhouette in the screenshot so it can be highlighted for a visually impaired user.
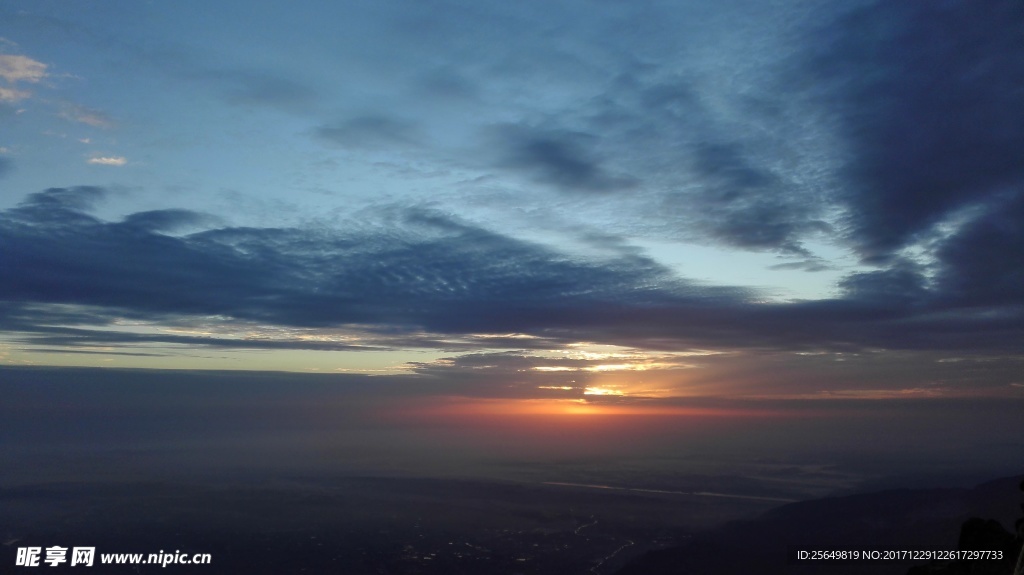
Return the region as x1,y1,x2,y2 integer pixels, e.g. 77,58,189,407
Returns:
616,475,1024,575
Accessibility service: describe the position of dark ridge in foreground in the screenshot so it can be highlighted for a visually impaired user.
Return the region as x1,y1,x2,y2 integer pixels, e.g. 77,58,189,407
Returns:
1,476,772,574
615,475,1024,575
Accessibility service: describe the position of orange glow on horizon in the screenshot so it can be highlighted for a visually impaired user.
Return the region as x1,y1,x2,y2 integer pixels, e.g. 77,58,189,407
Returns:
390,397,791,419
366,396,809,459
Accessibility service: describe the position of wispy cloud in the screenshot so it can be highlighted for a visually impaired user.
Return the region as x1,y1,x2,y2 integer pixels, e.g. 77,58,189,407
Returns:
60,103,113,128
87,156,126,166
485,123,639,194
0,54,47,84
315,115,421,150
0,86,30,103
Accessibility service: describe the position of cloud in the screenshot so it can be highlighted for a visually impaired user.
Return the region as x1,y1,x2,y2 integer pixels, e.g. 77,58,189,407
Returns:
456,56,831,254
404,351,589,398
678,141,830,255
932,190,1024,308
87,156,127,166
838,262,930,308
1,186,1022,357
581,64,840,254
768,260,831,273
16,186,107,212
60,103,113,127
214,68,316,111
404,348,706,399
0,188,695,337
487,124,639,193
315,115,421,150
120,209,218,233
809,0,1024,262
21,348,169,357
3,322,382,353
0,54,47,83
414,68,480,104
0,86,30,102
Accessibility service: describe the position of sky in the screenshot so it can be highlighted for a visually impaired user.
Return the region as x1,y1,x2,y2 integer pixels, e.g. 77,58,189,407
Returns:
1,1,1023,486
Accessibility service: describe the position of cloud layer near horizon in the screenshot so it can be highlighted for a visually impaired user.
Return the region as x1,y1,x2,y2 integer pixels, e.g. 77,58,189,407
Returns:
1,185,1021,360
